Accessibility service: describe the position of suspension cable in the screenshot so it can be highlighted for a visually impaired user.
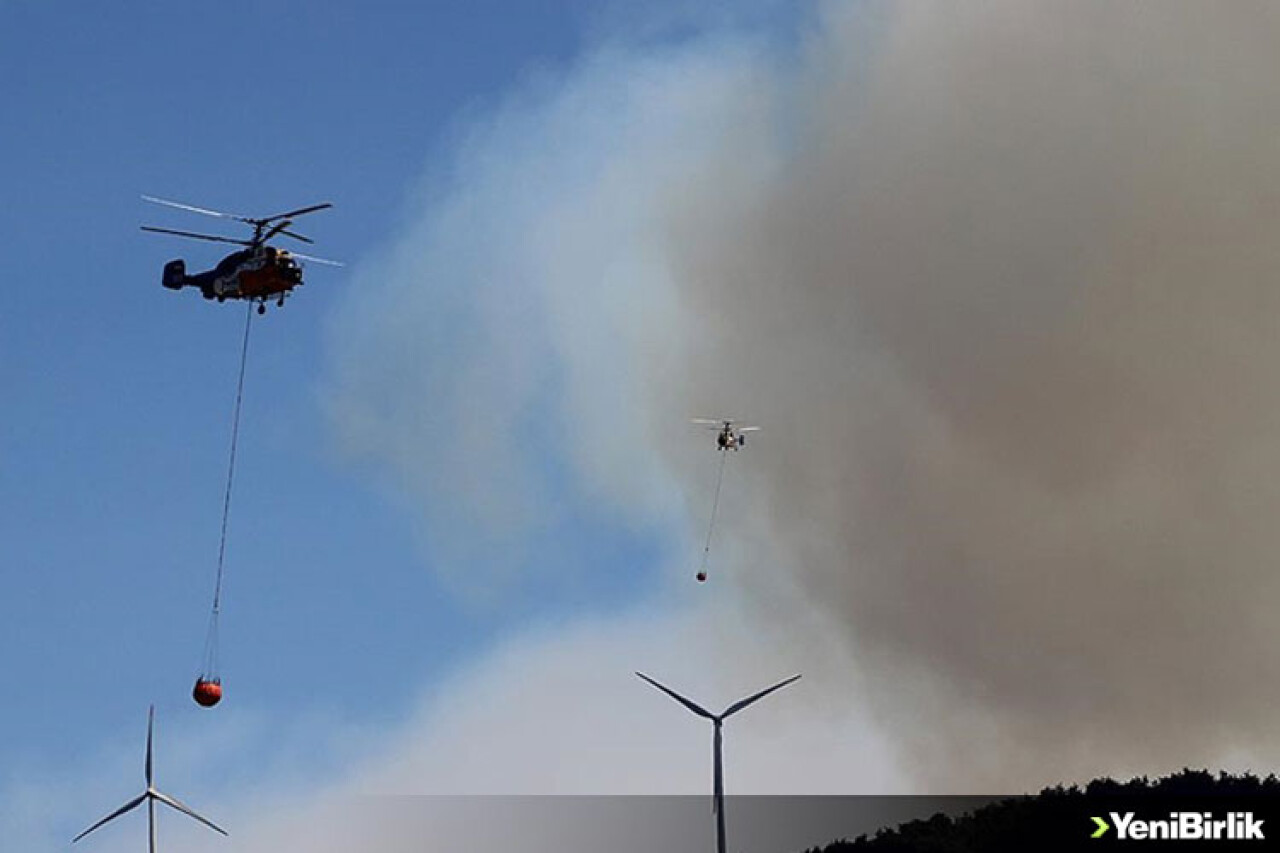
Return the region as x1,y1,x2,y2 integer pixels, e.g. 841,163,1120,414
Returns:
201,303,254,677
699,449,730,578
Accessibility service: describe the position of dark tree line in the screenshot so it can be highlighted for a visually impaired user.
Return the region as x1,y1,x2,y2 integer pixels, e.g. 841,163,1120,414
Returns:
803,769,1280,852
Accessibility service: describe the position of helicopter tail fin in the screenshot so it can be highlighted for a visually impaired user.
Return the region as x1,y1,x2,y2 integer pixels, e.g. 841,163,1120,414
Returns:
162,259,186,290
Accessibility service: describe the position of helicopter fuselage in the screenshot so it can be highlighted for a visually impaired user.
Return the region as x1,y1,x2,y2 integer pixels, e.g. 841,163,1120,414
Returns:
717,428,746,451
163,245,303,304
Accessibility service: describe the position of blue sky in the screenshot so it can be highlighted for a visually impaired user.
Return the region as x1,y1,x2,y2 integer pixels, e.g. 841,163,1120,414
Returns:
4,0,551,756
0,0,694,760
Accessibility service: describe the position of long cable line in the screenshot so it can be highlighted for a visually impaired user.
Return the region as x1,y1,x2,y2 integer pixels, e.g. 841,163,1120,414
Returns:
196,303,254,703
697,449,730,582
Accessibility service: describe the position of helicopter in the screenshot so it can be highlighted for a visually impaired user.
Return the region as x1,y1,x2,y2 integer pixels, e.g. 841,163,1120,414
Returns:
692,418,761,451
690,417,761,583
142,195,341,314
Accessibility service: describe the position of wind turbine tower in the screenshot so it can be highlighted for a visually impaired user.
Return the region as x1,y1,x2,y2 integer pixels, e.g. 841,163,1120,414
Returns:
73,706,227,853
636,672,801,853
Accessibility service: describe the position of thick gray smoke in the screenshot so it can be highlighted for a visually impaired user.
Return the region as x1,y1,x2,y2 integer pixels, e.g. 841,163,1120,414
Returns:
329,1,1280,790
660,2,1280,787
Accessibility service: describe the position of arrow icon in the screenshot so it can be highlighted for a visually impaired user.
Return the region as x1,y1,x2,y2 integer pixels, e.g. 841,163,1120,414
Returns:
1091,816,1110,838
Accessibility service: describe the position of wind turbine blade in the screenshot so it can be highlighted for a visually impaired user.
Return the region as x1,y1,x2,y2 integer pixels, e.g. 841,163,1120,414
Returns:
152,790,229,836
635,672,716,720
72,794,146,843
721,674,802,719
145,706,154,787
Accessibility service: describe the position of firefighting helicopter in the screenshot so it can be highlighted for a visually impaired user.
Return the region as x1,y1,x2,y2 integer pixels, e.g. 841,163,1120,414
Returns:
691,418,761,451
141,195,341,314
691,418,761,583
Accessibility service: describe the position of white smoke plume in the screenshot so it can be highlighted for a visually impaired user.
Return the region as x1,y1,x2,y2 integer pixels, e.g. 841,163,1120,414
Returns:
328,1,1280,789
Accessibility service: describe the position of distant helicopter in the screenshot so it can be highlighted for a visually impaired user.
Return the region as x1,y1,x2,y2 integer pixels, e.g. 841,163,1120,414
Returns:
692,418,761,452
691,417,761,583
142,195,341,314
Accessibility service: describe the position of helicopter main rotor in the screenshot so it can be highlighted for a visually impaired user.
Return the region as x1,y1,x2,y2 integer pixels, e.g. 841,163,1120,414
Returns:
139,226,253,247
141,195,333,249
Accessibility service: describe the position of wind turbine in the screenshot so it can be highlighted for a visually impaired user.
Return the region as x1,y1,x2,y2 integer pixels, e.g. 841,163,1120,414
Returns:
72,706,227,853
636,672,801,853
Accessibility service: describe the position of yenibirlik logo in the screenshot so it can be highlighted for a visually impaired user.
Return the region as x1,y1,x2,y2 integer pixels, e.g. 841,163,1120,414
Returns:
1091,812,1265,841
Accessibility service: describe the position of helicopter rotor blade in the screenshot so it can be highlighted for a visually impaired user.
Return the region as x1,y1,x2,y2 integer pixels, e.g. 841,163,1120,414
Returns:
262,202,333,223
273,227,314,245
738,426,762,433
144,196,332,226
691,418,724,425
261,220,295,243
140,226,252,246
290,251,345,267
141,195,250,221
